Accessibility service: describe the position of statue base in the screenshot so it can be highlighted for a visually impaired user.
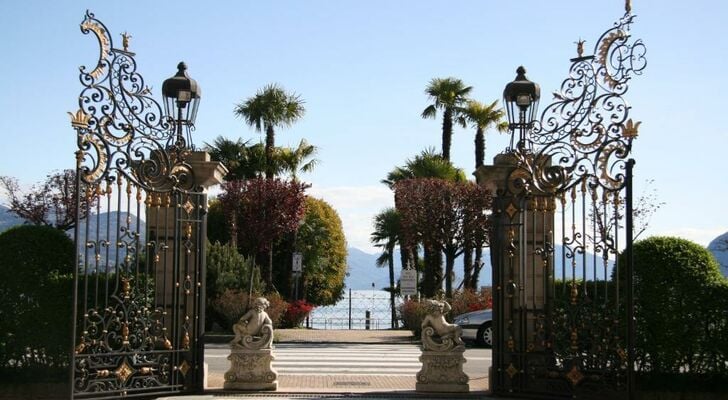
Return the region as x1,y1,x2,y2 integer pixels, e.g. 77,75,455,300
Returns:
416,350,469,393
223,348,278,391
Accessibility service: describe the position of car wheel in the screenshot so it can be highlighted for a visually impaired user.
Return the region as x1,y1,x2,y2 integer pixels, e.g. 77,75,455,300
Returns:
476,322,493,347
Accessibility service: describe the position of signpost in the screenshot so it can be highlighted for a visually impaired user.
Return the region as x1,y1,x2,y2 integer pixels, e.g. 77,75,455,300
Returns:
400,268,417,296
292,252,302,273
292,252,302,300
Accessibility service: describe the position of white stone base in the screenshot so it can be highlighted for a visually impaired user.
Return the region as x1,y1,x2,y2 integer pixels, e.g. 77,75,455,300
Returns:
223,348,278,391
416,350,469,393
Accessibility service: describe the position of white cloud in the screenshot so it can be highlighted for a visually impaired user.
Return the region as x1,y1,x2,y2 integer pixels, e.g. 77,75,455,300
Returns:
308,185,394,252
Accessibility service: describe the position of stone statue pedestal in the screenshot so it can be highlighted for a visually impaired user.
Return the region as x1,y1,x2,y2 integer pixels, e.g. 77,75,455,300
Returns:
416,349,469,393
223,348,278,391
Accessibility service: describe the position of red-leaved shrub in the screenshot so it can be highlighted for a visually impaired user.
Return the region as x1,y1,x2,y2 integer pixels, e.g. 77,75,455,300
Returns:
283,300,314,328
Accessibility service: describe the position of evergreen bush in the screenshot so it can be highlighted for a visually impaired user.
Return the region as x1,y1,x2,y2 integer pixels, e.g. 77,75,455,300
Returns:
627,236,728,390
206,241,261,330
0,225,74,381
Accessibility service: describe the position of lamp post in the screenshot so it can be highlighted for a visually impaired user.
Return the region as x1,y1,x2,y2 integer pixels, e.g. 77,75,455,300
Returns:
162,62,201,149
502,66,540,152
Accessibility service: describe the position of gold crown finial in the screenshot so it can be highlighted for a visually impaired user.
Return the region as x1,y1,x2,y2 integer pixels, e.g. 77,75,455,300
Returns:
626,0,632,13
622,119,641,138
68,109,92,129
121,32,132,52
575,38,586,57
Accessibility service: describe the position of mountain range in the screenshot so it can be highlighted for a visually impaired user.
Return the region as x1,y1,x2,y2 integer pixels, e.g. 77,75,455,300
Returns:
0,205,23,232
2,206,727,283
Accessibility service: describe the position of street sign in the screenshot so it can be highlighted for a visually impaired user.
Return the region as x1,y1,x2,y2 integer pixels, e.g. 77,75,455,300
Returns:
400,269,417,296
292,252,303,272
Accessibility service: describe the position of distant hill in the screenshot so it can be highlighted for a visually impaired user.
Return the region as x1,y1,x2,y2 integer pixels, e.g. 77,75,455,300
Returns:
344,244,615,291
708,232,728,278
0,205,24,233
76,212,146,268
345,247,392,290
345,247,494,290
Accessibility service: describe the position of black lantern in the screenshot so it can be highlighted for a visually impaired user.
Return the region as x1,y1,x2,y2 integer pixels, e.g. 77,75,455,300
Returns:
162,62,201,148
503,66,540,151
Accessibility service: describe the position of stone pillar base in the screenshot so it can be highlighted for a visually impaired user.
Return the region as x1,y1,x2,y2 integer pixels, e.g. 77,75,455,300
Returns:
223,348,278,391
416,350,469,393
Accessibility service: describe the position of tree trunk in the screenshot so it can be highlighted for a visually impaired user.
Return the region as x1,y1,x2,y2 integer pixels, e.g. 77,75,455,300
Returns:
463,246,473,290
267,247,274,292
442,108,453,161
422,243,442,298
472,246,484,290
445,248,456,298
388,246,397,328
475,126,484,168
248,254,257,307
265,125,276,179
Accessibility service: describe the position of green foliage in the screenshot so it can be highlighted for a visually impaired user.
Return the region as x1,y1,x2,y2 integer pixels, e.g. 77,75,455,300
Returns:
297,197,347,306
626,236,728,389
0,225,75,381
207,199,231,245
206,241,261,329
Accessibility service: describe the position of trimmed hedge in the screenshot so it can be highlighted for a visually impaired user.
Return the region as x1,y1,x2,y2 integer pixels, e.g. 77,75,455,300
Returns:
0,225,75,381
627,236,728,390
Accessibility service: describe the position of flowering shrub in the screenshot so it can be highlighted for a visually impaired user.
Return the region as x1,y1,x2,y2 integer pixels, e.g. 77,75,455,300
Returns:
282,300,314,328
450,287,492,317
399,299,429,336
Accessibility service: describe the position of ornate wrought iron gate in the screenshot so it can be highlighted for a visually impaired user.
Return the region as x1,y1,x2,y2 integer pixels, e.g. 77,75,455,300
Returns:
69,12,206,399
490,8,645,400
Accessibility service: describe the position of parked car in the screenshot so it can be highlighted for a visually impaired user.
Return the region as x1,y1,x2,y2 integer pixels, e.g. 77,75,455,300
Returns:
453,308,493,347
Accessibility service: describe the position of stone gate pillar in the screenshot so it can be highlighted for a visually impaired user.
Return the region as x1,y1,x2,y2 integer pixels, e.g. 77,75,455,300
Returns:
475,152,555,392
146,151,227,350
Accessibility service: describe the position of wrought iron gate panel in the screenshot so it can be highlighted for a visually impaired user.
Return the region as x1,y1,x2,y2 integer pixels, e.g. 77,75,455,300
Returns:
492,8,645,400
69,12,205,399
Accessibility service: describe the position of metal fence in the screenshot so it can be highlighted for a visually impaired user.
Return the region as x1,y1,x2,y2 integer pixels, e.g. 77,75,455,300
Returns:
307,289,401,330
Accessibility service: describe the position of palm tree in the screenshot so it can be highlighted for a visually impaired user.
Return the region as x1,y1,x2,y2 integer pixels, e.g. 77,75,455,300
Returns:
462,100,507,288
278,139,319,182
234,84,306,179
204,136,248,181
382,148,466,189
421,78,472,161
463,100,508,169
371,208,401,329
204,137,278,180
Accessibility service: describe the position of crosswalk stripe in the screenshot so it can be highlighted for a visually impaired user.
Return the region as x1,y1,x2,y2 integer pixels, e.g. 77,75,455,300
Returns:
264,345,423,376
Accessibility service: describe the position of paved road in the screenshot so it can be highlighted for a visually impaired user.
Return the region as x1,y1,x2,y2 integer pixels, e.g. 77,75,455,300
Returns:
204,343,491,390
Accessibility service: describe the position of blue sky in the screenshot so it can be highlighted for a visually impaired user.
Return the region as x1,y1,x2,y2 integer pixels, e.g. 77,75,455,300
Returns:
0,1,726,253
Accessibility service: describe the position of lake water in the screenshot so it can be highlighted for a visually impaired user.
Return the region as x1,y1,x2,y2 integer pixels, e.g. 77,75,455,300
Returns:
307,289,403,330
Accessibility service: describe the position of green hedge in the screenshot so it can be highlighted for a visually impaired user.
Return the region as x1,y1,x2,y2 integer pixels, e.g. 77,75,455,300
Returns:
0,225,75,381
628,236,728,390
